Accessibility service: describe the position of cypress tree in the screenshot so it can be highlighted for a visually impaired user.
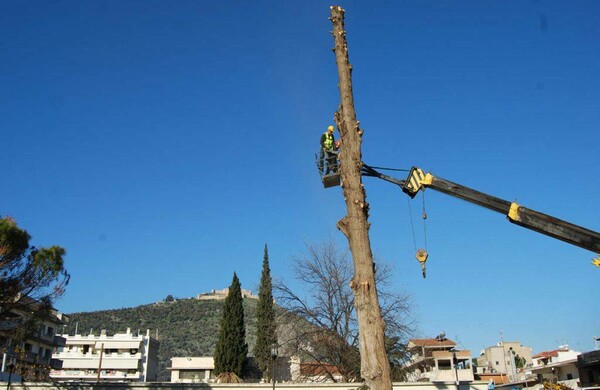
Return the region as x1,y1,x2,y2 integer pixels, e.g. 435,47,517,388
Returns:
254,244,277,381
214,272,248,378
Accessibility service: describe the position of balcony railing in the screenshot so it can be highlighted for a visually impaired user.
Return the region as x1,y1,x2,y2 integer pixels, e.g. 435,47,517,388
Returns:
50,358,64,369
54,351,142,359
50,369,141,380
19,352,52,366
40,331,55,341
53,335,67,347
0,319,21,331
429,368,475,383
21,351,38,363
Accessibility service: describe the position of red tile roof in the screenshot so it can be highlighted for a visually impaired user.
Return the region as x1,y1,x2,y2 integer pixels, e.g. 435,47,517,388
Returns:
300,362,341,376
533,350,560,359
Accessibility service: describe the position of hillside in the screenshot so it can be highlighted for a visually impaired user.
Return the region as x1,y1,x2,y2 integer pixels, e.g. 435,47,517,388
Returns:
66,297,259,381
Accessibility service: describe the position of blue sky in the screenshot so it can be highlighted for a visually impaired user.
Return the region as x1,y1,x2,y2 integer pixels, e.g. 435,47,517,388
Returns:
1,1,598,356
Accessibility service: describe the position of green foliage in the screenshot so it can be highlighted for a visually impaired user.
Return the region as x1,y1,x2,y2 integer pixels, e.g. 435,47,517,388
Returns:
515,354,526,369
0,216,69,338
387,335,409,381
254,244,277,381
214,273,248,377
0,217,30,260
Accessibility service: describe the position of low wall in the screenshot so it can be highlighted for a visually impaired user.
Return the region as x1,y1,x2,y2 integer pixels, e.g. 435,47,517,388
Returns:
0,381,489,390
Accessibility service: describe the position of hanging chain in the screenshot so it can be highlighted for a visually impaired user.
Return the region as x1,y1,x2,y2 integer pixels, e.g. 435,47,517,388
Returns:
422,190,428,250
407,197,418,252
409,192,430,279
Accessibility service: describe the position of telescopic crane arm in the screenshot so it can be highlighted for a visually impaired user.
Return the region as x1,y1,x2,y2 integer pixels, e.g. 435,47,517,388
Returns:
362,165,600,255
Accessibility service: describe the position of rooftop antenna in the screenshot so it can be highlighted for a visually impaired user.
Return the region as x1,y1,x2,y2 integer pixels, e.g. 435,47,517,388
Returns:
594,336,600,351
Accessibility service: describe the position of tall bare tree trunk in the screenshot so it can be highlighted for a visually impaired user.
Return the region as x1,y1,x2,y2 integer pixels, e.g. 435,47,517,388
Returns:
329,6,392,390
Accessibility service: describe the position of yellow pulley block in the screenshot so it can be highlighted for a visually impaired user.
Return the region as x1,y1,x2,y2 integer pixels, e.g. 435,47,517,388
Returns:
416,249,428,278
592,256,600,268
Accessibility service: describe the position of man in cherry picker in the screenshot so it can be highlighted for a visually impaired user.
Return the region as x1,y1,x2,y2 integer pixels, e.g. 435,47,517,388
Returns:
319,125,339,174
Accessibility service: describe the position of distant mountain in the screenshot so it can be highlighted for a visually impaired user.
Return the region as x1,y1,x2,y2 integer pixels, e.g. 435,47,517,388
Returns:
66,297,259,381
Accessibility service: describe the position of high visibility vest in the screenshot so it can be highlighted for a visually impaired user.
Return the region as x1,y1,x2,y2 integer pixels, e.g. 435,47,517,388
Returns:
323,132,334,150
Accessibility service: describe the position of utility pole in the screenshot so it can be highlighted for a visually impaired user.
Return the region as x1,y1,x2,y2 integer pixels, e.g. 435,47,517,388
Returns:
329,5,392,390
96,343,104,383
509,347,518,382
500,332,508,383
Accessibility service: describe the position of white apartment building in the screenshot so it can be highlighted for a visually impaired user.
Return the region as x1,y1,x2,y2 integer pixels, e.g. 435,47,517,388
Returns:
0,297,68,382
529,346,580,390
50,328,159,382
477,341,533,381
429,350,475,383
170,357,215,383
403,336,474,383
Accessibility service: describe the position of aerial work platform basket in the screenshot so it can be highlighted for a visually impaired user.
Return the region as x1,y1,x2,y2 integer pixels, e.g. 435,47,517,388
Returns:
316,149,341,188
322,173,341,188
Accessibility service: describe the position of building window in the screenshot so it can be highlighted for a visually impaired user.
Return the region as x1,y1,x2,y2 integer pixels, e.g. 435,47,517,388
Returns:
566,374,573,380
438,359,452,370
181,370,204,380
495,361,499,365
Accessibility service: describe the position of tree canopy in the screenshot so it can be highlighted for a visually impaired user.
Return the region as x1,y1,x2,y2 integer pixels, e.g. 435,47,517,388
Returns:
0,216,69,338
214,272,248,380
254,244,277,381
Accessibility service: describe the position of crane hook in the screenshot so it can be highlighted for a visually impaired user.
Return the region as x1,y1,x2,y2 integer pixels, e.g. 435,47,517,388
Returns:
416,248,428,278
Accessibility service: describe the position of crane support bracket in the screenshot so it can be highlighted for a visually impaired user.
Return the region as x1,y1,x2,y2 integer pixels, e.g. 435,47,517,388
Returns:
508,202,521,222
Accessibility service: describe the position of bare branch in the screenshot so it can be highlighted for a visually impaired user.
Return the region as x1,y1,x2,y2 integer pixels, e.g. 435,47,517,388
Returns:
274,240,413,383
